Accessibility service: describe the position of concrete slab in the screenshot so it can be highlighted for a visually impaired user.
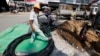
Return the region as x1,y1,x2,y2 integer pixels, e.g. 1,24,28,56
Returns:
50,31,90,56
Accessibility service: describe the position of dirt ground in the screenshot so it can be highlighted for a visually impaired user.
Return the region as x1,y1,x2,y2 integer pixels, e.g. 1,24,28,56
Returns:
55,20,100,56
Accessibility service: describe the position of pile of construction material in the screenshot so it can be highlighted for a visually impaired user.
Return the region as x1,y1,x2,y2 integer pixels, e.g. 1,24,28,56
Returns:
55,20,100,56
58,10,90,17
58,4,90,17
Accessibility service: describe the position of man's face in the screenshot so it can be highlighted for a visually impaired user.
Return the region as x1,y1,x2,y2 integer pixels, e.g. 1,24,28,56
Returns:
44,9,48,13
34,8,39,13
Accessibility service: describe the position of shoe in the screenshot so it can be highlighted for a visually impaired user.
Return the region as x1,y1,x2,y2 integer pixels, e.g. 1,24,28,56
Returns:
42,37,52,41
47,37,52,40
30,38,34,43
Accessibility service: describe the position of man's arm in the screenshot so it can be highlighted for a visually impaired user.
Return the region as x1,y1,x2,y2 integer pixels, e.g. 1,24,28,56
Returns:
29,11,36,32
29,20,35,32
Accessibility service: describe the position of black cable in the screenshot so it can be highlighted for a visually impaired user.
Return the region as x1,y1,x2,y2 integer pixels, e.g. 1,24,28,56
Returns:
3,32,54,56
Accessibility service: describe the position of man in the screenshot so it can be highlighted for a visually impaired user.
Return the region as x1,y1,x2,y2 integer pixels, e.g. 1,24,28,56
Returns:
83,9,88,20
38,6,51,24
94,10,100,31
29,3,50,43
42,6,51,17
71,8,76,20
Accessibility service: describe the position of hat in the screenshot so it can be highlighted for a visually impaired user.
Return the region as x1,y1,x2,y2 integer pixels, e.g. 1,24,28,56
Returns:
42,6,48,9
33,3,41,9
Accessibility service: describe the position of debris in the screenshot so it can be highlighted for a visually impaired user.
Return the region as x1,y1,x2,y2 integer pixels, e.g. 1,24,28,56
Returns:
56,20,100,56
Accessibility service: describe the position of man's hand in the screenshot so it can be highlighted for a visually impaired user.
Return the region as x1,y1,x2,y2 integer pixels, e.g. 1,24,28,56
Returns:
32,27,35,32
29,20,35,32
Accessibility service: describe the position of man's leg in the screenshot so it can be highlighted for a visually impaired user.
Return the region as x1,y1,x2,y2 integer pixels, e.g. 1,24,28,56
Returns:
35,26,50,41
30,32,35,43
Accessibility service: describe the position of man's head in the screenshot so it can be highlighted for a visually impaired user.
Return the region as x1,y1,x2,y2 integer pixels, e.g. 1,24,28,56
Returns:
33,3,40,13
42,6,51,13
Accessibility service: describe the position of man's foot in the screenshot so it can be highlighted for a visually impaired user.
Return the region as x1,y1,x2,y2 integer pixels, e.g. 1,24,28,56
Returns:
42,37,52,41
47,37,52,40
30,38,34,43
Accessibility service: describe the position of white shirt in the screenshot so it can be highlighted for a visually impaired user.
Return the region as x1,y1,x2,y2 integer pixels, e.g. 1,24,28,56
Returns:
29,11,39,27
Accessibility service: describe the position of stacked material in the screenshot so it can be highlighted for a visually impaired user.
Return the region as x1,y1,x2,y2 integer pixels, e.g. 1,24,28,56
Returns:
59,10,90,17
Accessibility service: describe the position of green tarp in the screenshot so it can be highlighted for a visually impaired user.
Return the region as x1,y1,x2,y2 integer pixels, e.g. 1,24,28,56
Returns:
0,24,48,53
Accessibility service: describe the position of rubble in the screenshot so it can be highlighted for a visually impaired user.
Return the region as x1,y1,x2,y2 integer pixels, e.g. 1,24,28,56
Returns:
51,31,89,56
55,20,100,56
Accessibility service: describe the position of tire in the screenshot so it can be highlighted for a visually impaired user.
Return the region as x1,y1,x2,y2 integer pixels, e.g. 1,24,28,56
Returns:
3,32,54,56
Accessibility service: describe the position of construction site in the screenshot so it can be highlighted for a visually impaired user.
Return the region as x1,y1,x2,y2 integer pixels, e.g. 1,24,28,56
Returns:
0,0,100,56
